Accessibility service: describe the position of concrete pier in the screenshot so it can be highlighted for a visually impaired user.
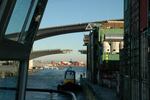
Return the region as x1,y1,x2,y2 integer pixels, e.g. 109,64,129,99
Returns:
81,78,119,100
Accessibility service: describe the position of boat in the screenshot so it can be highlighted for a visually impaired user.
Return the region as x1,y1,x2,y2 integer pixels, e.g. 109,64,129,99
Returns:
57,67,81,91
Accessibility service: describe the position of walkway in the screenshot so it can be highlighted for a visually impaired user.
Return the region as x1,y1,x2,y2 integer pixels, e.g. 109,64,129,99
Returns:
81,79,119,100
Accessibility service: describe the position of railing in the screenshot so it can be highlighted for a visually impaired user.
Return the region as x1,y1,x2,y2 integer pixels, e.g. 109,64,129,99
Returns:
0,87,77,100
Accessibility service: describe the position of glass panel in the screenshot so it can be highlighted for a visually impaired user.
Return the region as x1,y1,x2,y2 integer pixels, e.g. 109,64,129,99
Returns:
0,90,16,100
0,60,19,100
0,61,19,87
26,92,71,100
19,0,38,42
5,0,32,34
5,0,38,42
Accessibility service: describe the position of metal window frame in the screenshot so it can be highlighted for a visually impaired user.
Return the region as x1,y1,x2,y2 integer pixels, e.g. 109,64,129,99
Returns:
0,0,47,60
0,0,16,38
0,0,48,100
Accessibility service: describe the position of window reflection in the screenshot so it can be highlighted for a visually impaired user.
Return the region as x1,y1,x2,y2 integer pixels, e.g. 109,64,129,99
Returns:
0,90,16,100
0,60,19,100
0,61,19,87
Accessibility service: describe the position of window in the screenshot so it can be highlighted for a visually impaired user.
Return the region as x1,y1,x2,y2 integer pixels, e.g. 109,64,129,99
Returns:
5,0,38,42
0,60,19,100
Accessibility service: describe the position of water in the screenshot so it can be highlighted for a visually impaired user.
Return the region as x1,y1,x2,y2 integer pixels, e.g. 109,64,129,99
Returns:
0,67,86,100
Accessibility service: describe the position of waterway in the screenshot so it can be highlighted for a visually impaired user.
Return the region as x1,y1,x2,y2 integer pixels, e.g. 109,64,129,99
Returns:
0,67,86,100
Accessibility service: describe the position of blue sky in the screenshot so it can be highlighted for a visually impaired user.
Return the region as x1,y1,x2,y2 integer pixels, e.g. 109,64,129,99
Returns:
33,0,123,62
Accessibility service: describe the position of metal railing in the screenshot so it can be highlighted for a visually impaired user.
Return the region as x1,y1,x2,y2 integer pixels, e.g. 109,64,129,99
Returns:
0,87,77,100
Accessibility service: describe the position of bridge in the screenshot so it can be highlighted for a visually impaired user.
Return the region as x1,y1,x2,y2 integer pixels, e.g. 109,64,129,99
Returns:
2,19,123,76
0,49,72,78
30,49,72,59
6,19,122,41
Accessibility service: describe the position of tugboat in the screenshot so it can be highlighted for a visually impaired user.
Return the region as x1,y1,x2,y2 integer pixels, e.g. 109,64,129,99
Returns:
57,67,81,91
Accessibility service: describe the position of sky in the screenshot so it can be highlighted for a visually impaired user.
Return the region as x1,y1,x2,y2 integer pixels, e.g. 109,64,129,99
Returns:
33,0,123,62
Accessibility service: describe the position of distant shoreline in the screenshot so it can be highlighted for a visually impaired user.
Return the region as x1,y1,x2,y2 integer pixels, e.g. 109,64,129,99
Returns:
28,66,86,75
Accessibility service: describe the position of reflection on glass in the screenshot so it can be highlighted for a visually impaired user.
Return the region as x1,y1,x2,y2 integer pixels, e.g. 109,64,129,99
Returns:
0,61,19,87
26,92,50,100
26,92,71,100
0,60,19,100
0,90,16,100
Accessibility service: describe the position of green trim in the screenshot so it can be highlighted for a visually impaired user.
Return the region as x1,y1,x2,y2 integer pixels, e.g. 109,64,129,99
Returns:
99,28,124,42
102,53,120,61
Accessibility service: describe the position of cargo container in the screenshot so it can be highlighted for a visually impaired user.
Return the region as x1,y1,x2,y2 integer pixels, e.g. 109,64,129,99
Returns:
131,79,140,100
140,0,148,32
141,81,149,100
140,31,149,80
119,41,124,49
130,1,140,76
130,0,139,36
122,76,131,100
99,28,123,42
122,0,150,100
103,41,110,53
111,42,120,53
130,38,140,79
